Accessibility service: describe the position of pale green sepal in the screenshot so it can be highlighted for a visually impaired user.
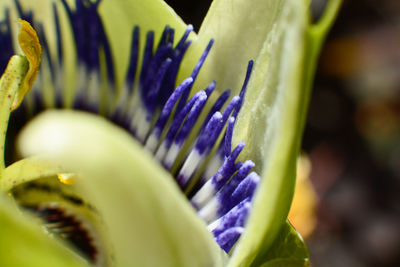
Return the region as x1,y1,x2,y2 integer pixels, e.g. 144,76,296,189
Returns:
18,110,227,267
1,157,66,192
0,55,29,171
0,194,88,267
230,0,342,266
98,0,190,87
178,0,288,95
229,0,308,266
253,221,309,267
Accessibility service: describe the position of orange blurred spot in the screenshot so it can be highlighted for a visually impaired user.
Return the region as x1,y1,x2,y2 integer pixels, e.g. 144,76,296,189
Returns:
57,173,78,185
288,154,317,239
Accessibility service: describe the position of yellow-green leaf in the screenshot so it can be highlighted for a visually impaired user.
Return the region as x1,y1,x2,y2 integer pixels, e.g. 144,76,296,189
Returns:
255,221,309,267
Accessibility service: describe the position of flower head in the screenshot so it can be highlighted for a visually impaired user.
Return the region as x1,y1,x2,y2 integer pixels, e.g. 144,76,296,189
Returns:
0,0,342,266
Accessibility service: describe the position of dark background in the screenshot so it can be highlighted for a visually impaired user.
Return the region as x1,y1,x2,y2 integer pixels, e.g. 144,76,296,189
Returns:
165,0,400,266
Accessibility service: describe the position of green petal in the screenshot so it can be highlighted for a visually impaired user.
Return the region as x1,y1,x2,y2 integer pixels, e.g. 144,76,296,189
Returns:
229,1,308,265
18,110,227,267
0,194,88,267
178,0,291,94
230,0,342,266
254,221,309,267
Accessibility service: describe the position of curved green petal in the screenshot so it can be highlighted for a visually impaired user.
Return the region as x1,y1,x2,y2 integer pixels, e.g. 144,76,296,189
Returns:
230,0,342,266
18,110,227,267
0,194,88,267
228,1,308,265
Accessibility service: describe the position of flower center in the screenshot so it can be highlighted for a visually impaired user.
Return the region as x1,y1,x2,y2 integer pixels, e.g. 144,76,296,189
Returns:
1,0,261,260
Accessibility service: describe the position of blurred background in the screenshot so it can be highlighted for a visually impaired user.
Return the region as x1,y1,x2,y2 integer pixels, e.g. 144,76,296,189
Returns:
165,0,400,266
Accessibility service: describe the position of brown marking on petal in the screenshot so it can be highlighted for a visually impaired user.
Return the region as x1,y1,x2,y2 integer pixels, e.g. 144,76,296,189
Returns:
28,205,98,263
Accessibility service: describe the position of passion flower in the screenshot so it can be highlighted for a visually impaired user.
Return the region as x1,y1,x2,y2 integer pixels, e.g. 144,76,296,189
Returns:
0,0,342,266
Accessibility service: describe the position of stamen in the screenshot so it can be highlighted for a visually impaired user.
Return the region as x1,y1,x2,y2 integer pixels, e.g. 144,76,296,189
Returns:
2,0,261,254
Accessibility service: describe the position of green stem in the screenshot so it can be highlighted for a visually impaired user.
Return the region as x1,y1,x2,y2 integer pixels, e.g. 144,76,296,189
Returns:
299,0,343,140
0,56,29,174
